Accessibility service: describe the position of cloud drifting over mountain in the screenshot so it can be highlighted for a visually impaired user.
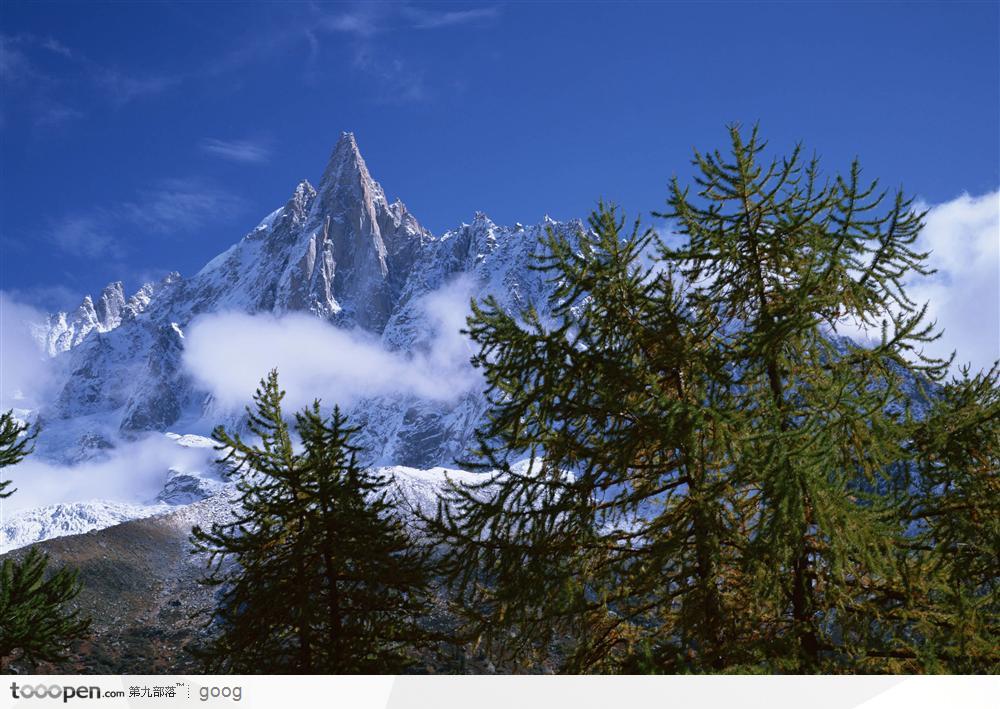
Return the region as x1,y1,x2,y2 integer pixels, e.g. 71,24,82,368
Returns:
0,292,61,411
0,435,215,515
182,276,480,413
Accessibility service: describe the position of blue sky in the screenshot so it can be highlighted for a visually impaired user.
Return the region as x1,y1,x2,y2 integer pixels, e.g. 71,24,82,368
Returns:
1,1,998,311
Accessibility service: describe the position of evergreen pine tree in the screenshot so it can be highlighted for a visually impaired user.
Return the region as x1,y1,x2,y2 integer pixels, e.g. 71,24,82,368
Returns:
0,410,90,670
430,125,979,673
191,371,434,673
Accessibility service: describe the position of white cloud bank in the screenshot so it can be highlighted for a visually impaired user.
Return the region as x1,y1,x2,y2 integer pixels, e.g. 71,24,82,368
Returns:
826,190,998,375
908,190,999,374
0,435,216,515
182,277,480,413
0,292,61,411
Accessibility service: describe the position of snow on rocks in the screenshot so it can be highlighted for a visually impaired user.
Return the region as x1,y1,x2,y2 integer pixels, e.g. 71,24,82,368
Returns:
1,500,173,553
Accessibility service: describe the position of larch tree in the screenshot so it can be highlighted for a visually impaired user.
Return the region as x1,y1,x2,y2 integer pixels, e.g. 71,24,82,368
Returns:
191,371,435,673
429,125,989,673
429,206,755,672
661,125,950,670
891,364,999,672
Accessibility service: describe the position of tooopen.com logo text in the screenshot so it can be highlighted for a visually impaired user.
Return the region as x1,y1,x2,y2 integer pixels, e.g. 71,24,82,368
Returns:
10,682,124,702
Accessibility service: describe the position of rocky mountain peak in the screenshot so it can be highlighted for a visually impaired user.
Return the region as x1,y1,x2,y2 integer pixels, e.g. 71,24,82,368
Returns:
313,131,384,214
95,281,126,329
75,295,95,316
292,179,316,203
39,281,132,355
283,133,428,331
289,180,316,213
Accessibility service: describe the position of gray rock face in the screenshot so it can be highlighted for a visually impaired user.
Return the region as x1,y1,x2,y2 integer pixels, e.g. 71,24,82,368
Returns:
34,133,579,467
155,468,225,505
297,132,432,329
119,324,190,433
94,282,126,329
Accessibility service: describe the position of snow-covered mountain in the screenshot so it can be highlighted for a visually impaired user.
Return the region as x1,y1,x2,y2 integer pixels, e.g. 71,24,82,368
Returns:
31,132,578,468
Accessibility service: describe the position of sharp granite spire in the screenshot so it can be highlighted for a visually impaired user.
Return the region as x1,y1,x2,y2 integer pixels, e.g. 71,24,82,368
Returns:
315,132,384,208
181,132,428,329
292,131,430,330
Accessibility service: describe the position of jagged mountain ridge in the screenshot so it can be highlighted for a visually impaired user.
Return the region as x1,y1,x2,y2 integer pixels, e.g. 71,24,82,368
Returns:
35,132,579,467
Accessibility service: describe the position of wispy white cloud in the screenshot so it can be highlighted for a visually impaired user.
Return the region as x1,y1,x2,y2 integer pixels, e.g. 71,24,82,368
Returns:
402,5,500,29
47,178,245,258
321,5,386,38
311,3,499,102
40,36,73,58
122,178,246,233
200,138,271,164
0,293,62,411
0,45,24,79
189,3,500,104
323,4,500,35
0,32,181,125
34,103,84,127
350,46,427,103
4,5,499,120
48,215,116,259
94,68,179,106
0,36,36,84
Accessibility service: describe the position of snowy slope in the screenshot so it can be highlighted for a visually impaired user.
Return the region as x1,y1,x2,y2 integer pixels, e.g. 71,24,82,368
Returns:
0,500,173,552
0,464,496,552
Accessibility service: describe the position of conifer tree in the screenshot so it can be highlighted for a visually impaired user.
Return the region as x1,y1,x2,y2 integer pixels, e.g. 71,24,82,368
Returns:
0,411,35,498
429,208,754,672
430,125,977,673
661,126,951,671
887,364,1000,672
0,410,90,670
191,371,434,673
